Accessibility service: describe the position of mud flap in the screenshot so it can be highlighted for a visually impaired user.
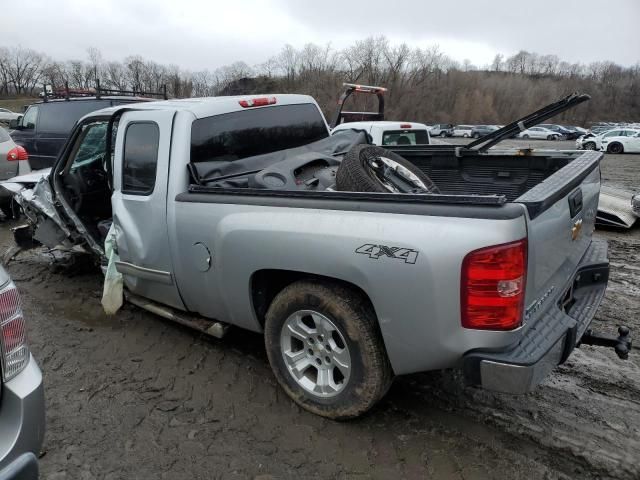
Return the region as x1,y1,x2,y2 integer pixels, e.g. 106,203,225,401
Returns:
101,224,123,315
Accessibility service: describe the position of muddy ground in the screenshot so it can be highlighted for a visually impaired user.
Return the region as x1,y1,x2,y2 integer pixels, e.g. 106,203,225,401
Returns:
1,143,639,479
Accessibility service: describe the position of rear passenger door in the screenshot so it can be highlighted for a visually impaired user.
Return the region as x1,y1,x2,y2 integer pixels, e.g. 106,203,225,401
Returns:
111,110,185,310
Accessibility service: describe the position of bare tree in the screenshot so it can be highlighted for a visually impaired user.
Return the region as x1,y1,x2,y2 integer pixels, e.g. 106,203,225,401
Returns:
5,46,44,94
0,37,638,123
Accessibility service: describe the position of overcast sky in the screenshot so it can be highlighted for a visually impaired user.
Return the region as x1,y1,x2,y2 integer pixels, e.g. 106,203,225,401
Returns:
4,0,639,70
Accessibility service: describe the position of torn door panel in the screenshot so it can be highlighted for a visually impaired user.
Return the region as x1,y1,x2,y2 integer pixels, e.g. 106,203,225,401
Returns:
1,171,88,251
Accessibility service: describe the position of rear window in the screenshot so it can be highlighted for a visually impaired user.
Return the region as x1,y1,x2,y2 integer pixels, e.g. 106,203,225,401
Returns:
382,130,429,146
190,103,328,163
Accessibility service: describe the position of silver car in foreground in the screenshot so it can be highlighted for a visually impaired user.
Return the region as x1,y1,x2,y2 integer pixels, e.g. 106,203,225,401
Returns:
0,266,45,480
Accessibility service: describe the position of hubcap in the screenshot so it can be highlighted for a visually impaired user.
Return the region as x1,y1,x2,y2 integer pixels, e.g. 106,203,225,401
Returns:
280,310,351,398
367,156,430,193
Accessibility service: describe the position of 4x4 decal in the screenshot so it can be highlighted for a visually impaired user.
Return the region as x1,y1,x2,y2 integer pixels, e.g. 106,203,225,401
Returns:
355,244,419,264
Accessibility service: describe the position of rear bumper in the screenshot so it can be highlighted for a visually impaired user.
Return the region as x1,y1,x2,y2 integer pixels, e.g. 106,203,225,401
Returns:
463,239,609,394
0,355,45,473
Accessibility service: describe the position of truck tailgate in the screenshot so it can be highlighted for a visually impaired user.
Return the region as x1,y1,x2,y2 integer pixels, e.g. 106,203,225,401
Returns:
515,151,602,325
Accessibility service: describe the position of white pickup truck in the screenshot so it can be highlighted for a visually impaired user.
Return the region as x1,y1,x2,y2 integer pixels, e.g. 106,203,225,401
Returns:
3,88,632,419
332,121,431,147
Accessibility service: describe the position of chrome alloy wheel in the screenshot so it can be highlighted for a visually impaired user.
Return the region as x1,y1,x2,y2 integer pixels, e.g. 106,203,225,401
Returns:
280,310,351,398
368,156,430,193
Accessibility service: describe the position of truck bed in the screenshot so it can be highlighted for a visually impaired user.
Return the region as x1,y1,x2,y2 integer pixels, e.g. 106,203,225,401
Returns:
188,140,600,218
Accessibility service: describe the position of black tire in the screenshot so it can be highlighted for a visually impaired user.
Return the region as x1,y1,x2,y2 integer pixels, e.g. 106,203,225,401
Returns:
547,135,556,141
439,131,447,137
336,144,440,194
522,134,530,139
264,280,393,420
472,133,480,138
584,142,596,150
607,142,624,154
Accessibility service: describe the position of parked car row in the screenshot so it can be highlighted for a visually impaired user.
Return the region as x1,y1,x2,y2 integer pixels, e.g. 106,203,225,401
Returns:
427,123,587,140
428,124,500,138
576,126,640,154
590,122,640,135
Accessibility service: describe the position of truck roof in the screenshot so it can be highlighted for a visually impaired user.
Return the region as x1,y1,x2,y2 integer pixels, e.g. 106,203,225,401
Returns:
34,96,154,106
79,94,318,121
333,121,429,131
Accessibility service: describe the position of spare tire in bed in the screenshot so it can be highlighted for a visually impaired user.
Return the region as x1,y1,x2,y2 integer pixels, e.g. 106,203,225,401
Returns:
335,144,440,194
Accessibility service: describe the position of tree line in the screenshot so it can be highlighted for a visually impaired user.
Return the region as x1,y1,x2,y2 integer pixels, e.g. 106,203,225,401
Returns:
1,37,638,125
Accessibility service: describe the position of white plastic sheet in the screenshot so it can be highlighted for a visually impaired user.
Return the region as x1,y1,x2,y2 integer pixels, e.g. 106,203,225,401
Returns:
101,224,123,314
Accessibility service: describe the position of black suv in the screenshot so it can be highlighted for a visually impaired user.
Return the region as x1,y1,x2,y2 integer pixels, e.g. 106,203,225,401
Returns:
9,96,153,170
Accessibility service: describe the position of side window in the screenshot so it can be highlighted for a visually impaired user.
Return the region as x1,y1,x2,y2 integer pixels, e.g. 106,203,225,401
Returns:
122,122,159,195
21,106,38,129
604,130,620,138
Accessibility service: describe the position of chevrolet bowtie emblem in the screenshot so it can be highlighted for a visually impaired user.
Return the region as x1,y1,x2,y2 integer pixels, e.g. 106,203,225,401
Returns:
571,219,583,241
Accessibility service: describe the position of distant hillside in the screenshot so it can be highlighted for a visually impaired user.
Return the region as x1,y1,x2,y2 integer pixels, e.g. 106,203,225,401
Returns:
2,39,638,125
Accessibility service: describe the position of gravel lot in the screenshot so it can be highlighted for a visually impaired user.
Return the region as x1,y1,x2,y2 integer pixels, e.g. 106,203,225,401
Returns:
1,141,639,479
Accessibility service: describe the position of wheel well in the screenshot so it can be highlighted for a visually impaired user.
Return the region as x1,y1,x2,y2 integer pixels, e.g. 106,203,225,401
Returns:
250,269,375,328
608,141,623,151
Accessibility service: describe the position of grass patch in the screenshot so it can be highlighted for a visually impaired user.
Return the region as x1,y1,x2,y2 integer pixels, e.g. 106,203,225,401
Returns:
0,97,38,113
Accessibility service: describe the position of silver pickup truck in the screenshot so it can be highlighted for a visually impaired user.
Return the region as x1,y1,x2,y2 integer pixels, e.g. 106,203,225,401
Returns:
3,90,632,419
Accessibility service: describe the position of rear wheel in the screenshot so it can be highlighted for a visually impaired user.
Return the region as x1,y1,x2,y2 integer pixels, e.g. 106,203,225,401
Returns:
472,133,480,138
439,131,447,137
607,142,624,154
522,134,530,139
264,280,393,419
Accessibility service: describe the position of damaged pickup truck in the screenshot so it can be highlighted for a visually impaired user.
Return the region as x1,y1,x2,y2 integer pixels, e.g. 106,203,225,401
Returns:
1,90,633,419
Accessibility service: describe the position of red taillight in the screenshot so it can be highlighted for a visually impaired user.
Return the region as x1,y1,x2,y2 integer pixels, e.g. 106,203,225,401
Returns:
0,281,28,382
239,97,277,108
461,239,527,330
7,145,28,161
400,124,412,129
